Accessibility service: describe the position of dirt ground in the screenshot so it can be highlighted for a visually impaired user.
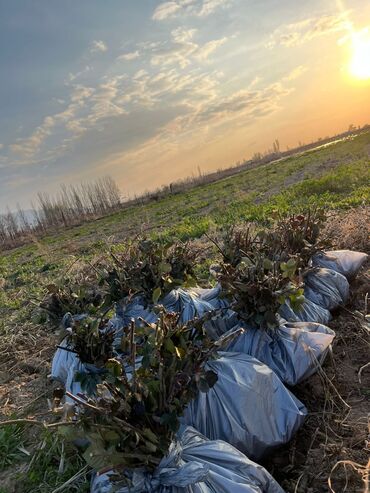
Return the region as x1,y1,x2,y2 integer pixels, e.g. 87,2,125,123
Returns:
0,207,369,492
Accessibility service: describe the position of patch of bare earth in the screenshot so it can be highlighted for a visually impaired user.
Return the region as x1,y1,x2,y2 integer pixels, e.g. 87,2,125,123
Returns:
0,325,56,419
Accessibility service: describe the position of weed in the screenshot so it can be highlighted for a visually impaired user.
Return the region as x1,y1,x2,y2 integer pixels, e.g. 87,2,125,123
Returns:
0,423,25,470
21,432,90,493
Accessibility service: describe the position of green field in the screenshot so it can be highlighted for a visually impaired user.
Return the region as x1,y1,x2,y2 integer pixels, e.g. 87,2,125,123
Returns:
1,131,369,335
0,131,369,492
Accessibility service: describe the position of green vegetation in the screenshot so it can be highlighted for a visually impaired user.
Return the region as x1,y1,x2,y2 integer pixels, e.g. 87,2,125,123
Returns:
2,133,368,331
23,434,89,493
0,422,25,470
0,131,369,492
1,133,369,334
54,312,225,475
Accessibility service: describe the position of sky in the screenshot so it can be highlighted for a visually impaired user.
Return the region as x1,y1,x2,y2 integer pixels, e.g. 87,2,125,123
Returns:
0,0,369,211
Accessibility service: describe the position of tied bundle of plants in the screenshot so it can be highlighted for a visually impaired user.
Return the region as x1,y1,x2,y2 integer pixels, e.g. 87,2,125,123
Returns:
54,310,237,477
40,280,103,322
219,255,304,329
53,314,117,395
100,239,200,306
220,224,260,268
220,209,329,269
214,210,330,328
67,315,115,367
261,208,330,268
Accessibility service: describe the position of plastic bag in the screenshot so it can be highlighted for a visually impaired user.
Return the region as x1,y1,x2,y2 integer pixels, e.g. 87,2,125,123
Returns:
191,284,229,309
226,321,335,386
279,298,331,325
50,313,87,383
303,268,349,311
91,426,285,493
57,347,305,461
50,338,79,384
203,311,334,386
183,352,307,460
109,287,225,340
161,287,225,324
311,250,368,279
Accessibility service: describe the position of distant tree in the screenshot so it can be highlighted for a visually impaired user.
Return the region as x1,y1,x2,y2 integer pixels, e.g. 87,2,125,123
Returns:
0,175,122,249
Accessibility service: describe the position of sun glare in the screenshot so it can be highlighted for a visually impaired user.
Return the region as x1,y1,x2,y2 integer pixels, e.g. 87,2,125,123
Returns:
349,28,370,80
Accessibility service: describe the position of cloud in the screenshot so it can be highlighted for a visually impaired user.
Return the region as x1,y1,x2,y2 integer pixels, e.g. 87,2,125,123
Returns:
87,77,127,123
188,82,292,128
152,0,230,20
283,65,307,81
9,83,97,160
0,144,3,150
115,66,221,110
90,40,108,53
97,72,294,179
10,116,56,158
152,1,182,20
68,65,91,82
197,0,230,17
195,37,227,60
148,28,227,68
5,23,227,168
267,12,352,48
150,28,198,68
117,50,140,61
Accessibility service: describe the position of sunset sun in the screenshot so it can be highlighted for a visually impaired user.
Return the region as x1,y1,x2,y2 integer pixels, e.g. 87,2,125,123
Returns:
349,28,370,80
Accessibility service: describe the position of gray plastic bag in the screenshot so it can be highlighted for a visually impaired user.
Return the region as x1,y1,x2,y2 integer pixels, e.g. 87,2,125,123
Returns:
50,313,87,383
191,284,229,309
303,268,349,311
183,352,307,460
51,338,79,384
279,298,331,325
225,321,335,386
109,286,226,339
54,346,306,461
91,426,285,493
162,287,227,324
311,250,368,280
203,311,334,386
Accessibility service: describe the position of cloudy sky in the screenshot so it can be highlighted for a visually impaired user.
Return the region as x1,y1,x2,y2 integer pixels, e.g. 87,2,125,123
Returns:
0,0,369,211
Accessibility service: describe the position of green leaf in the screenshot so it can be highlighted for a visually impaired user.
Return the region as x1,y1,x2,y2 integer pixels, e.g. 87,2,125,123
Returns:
141,428,159,444
263,258,273,270
83,441,124,470
164,338,176,354
106,358,122,377
175,346,186,359
198,377,209,393
160,412,179,432
286,258,297,268
144,441,157,453
102,430,121,444
158,262,171,274
152,287,162,304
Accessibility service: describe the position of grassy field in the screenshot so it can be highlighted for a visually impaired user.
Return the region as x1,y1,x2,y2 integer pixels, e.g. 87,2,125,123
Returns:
1,132,369,332
0,131,369,492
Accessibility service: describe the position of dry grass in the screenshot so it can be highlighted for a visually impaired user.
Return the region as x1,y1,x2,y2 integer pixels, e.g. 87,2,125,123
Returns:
0,323,56,418
323,206,370,253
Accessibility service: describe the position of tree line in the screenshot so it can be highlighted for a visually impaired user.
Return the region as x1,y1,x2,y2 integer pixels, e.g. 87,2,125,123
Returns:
0,176,121,249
